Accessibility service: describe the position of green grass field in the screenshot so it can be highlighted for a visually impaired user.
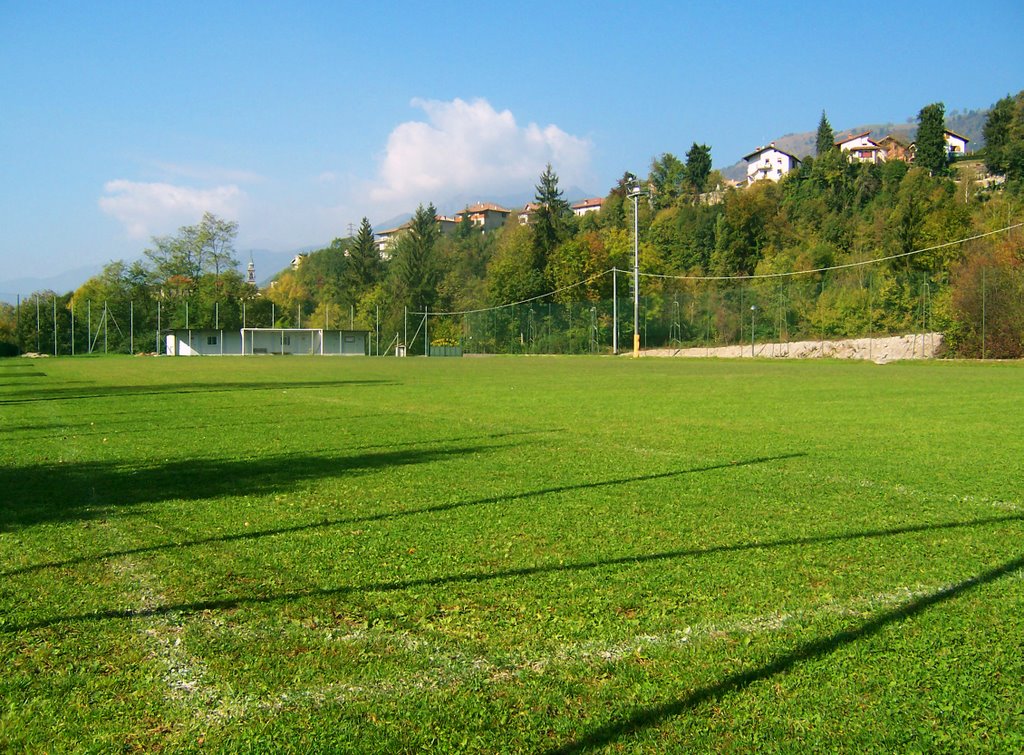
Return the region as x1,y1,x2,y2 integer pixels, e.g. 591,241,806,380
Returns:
2,355,1022,753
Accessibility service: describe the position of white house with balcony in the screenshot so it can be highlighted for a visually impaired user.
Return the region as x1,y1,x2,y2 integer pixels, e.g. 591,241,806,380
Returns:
743,143,801,184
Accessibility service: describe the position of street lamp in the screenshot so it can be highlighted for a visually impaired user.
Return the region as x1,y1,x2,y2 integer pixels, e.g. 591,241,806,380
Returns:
628,182,645,358
750,305,757,358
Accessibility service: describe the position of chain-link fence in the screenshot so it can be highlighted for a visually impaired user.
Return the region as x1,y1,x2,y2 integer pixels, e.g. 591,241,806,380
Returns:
5,247,1023,359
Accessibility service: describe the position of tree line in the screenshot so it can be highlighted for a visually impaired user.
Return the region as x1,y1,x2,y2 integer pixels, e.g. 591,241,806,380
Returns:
2,93,1023,358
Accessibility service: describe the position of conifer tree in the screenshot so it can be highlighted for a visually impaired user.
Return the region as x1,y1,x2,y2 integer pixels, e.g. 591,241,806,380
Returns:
532,164,572,266
815,111,835,156
685,143,713,195
344,217,381,300
915,102,948,175
394,204,441,309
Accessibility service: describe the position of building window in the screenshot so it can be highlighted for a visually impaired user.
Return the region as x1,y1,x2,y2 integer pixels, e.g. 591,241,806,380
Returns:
207,336,217,345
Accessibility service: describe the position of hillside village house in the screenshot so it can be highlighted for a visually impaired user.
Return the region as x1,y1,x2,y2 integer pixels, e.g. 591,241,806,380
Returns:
943,129,970,156
877,134,910,162
375,214,458,256
459,202,511,231
571,197,604,216
744,143,801,184
836,132,886,164
518,202,540,225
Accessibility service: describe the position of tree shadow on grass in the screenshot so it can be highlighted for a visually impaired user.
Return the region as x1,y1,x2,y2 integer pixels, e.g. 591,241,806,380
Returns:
6,452,797,576
0,442,508,532
0,378,396,405
546,549,1024,754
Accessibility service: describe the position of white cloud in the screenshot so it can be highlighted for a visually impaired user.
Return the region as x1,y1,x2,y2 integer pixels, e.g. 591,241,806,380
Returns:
368,98,592,211
98,180,244,239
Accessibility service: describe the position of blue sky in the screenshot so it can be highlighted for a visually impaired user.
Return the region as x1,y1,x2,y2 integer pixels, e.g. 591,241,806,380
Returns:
2,1,1022,283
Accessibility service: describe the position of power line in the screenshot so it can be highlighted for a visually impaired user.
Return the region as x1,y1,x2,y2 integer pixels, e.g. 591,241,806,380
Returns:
412,269,612,317
413,222,1021,318
639,222,1023,282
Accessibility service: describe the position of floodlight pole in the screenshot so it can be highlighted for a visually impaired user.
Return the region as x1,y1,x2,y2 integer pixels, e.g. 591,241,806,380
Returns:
628,185,645,358
612,269,618,355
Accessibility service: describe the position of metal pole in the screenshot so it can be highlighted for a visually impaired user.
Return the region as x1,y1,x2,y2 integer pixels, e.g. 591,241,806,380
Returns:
36,294,40,353
103,301,108,354
71,300,75,356
88,300,92,354
157,300,161,354
130,300,134,354
750,305,756,357
630,190,641,357
424,304,429,356
612,269,618,354
53,296,57,355
404,306,408,352
376,304,380,356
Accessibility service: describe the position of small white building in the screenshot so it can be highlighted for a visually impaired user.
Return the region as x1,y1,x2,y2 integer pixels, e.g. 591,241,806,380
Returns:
743,143,801,184
165,329,243,356
166,328,367,356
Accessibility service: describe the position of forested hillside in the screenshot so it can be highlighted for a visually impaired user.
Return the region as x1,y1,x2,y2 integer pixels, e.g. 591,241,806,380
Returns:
3,96,1023,359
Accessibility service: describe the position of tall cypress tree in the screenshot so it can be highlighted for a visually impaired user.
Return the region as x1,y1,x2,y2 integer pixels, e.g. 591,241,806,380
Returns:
916,102,948,175
815,111,835,156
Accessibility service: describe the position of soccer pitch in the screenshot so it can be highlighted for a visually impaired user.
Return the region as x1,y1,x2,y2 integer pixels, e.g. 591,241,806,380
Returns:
2,355,1022,752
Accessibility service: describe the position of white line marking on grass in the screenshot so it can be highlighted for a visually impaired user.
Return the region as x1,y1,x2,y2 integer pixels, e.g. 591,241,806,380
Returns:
255,581,959,712
111,558,250,724
853,477,1021,512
